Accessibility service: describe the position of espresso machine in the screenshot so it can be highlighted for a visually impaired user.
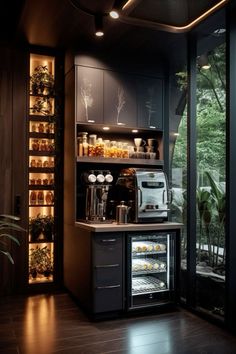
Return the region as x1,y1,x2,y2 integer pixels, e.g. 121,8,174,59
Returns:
109,168,170,223
83,170,113,223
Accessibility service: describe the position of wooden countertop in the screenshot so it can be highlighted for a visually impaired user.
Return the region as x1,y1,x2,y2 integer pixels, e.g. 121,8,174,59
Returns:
75,221,183,233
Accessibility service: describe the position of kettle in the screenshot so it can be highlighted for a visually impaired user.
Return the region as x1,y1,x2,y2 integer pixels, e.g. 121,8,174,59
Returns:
116,201,130,224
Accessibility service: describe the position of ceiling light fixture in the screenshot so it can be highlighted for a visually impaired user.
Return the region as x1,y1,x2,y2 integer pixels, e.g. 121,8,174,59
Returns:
95,14,104,37
109,0,130,19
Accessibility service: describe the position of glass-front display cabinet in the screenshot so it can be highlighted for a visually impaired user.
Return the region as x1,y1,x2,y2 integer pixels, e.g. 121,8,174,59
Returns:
28,53,61,285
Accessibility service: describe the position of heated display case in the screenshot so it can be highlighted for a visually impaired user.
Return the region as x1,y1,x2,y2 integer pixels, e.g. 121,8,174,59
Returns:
127,231,177,310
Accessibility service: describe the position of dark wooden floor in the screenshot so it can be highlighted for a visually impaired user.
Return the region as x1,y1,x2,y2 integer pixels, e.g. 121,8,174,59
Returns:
1,292,236,354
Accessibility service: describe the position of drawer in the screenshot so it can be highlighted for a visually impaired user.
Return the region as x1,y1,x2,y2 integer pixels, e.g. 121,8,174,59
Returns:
94,264,122,286
94,284,123,313
93,232,123,265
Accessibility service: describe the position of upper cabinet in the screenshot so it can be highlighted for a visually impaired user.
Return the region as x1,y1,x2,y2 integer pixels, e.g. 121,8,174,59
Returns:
75,66,103,124
75,65,164,131
137,76,163,130
104,71,136,127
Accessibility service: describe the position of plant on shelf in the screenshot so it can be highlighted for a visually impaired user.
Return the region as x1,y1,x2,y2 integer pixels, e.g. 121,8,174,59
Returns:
0,214,24,264
30,96,53,115
30,65,55,96
29,245,53,279
43,215,54,241
29,214,44,242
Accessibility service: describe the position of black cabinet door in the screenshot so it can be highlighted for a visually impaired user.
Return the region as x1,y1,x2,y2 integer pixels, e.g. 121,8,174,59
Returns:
137,76,163,130
75,66,103,124
104,71,137,127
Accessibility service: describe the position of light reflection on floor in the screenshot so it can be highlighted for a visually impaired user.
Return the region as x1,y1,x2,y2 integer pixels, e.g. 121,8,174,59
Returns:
23,295,55,354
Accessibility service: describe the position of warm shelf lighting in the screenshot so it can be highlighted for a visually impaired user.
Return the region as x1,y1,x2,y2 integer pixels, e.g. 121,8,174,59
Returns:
103,126,110,131
132,129,138,133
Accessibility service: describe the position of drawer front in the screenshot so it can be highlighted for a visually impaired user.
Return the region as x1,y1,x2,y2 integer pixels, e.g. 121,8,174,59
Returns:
94,285,123,313
94,265,122,286
93,233,124,313
93,232,123,265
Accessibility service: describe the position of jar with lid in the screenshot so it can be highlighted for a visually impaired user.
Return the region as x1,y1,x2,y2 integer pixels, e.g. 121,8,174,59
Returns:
95,138,105,157
38,123,44,133
45,191,54,204
88,134,97,157
40,139,48,151
37,191,44,204
30,191,37,205
30,159,36,168
37,159,42,168
31,139,39,151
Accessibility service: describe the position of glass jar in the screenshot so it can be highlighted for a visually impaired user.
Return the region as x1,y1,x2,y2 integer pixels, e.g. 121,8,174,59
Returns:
45,191,54,204
32,139,39,151
37,159,42,168
110,141,118,158
30,191,37,205
43,160,49,167
38,123,44,133
95,138,105,157
37,191,44,204
30,159,36,168
40,139,48,151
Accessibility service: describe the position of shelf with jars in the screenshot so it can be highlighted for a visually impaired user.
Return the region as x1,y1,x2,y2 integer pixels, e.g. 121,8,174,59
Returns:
76,130,163,167
27,52,59,285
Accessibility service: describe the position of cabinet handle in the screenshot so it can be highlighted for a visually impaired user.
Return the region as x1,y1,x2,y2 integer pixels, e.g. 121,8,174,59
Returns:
96,284,121,290
95,264,119,269
101,239,116,243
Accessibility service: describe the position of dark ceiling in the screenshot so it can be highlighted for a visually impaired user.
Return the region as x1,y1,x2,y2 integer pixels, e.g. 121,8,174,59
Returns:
1,0,227,69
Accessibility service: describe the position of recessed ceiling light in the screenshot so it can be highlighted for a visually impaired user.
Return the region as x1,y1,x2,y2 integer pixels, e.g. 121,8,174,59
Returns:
213,28,226,36
132,129,138,133
103,126,110,131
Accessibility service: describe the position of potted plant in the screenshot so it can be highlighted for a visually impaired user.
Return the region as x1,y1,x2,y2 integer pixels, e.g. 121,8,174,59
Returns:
30,65,55,96
0,214,23,264
43,215,54,241
29,245,53,279
29,214,44,242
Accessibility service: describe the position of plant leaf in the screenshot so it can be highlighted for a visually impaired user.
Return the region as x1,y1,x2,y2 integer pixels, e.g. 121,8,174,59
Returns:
0,233,20,245
0,250,14,264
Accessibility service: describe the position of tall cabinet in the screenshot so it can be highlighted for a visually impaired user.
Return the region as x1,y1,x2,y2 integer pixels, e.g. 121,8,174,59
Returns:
27,52,63,287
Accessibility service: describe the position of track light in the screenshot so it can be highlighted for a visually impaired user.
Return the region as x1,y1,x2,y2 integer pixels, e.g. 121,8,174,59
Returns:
197,53,211,70
109,0,129,19
95,14,104,37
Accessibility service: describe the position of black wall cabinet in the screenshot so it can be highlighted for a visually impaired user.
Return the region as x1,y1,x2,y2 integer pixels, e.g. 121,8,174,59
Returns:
75,65,164,131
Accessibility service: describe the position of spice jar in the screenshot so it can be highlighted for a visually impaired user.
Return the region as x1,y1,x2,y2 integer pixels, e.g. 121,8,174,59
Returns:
40,139,48,151
37,159,42,168
43,160,49,168
38,123,44,133
43,178,49,185
30,159,36,168
31,124,36,132
29,178,36,185
30,191,37,205
36,178,42,185
32,139,39,151
45,191,54,204
48,140,54,152
49,160,54,168
37,191,44,204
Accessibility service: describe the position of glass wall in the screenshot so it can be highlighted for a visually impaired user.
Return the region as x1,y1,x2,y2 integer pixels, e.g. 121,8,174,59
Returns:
170,19,226,320
169,65,188,302
195,43,226,318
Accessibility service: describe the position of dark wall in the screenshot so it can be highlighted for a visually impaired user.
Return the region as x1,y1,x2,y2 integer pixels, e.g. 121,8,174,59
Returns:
0,45,28,295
